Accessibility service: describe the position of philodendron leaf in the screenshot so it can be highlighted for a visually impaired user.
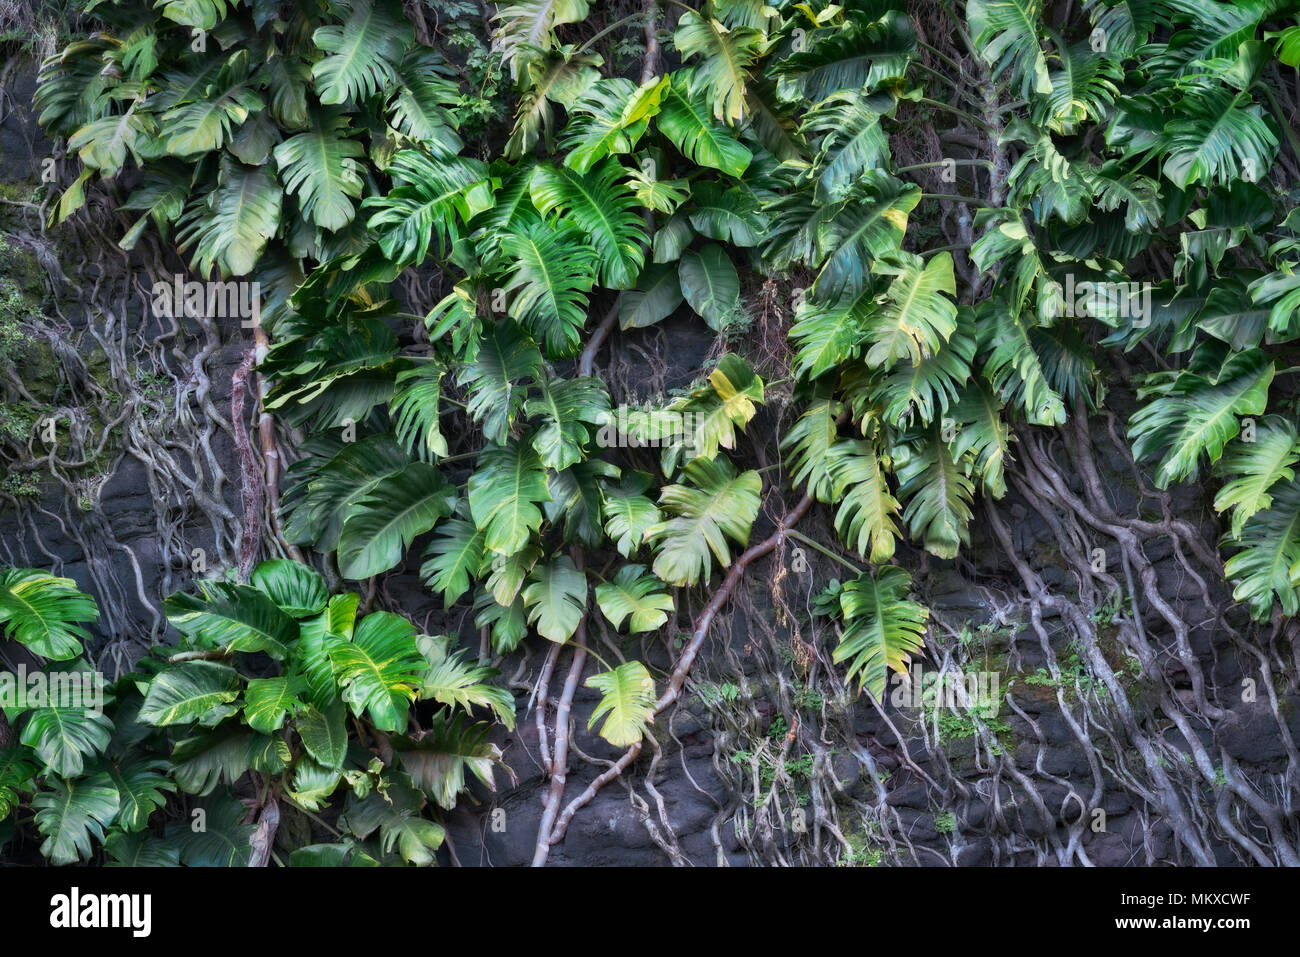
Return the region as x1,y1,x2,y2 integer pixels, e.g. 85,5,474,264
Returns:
250,559,328,618
595,565,674,633
33,772,119,865
138,661,241,728
243,675,307,734
0,569,98,660
20,702,115,778
296,699,349,770
328,611,425,732
679,243,741,330
164,581,299,660
522,555,587,643
585,660,656,747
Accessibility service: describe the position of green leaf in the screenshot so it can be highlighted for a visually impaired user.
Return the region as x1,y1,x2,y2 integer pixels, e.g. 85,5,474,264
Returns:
172,794,255,866
296,700,349,770
522,555,587,643
103,829,181,866
176,157,281,278
679,244,740,331
311,0,413,106
561,75,669,171
828,438,903,564
621,263,685,329
20,701,115,778
274,110,366,231
458,321,543,447
363,151,492,266
501,218,597,357
814,172,920,303
393,712,507,810
1213,417,1300,538
648,455,761,586
585,660,656,747
250,559,328,619
392,363,450,461
601,471,662,558
1223,480,1300,620
827,566,929,699
336,461,457,580
773,9,915,101
529,157,647,289
244,676,306,734
864,252,958,368
595,565,674,633
896,423,975,559
674,11,763,124
165,581,298,660
967,0,1053,98
1130,347,1275,488
657,79,752,177
138,661,241,728
328,611,425,732
103,756,176,832
0,569,97,660
782,395,843,503
33,772,119,866
977,302,1067,427
467,439,551,556
527,376,611,471
417,636,516,729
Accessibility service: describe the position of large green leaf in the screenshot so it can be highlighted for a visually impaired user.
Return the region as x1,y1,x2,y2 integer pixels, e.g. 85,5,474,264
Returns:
165,582,299,660
244,676,306,734
594,565,674,633
529,157,647,289
467,439,551,556
500,218,597,357
176,157,281,277
250,559,328,619
311,0,413,105
392,713,507,810
458,322,544,447
814,172,920,302
674,11,763,124
864,252,958,368
1130,347,1275,488
0,569,98,661
585,660,656,747
103,756,176,832
657,79,752,177
336,462,456,580
522,555,587,643
33,772,119,866
274,110,366,231
20,701,115,778
138,661,241,728
328,611,425,731
417,635,516,728
678,244,741,331
420,508,487,609
296,699,349,770
648,455,761,586
1213,417,1300,537
526,376,611,471
826,566,929,699
828,438,903,564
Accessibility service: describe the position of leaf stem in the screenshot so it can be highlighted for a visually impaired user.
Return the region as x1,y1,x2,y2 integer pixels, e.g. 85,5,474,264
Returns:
786,528,866,576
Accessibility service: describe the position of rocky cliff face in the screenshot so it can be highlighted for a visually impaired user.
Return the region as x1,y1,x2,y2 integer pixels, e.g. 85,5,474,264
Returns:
4,62,1297,867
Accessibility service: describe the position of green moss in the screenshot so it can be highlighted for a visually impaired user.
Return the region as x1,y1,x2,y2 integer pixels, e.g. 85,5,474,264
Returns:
0,472,41,497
